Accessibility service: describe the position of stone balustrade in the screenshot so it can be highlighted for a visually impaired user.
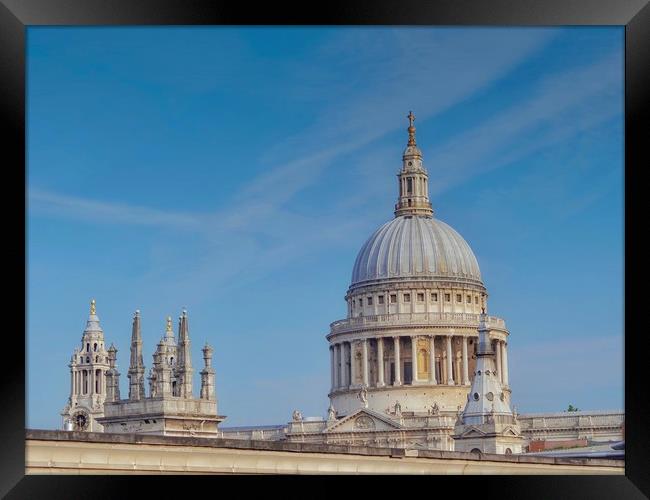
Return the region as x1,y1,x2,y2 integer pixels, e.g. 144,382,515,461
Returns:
330,312,506,335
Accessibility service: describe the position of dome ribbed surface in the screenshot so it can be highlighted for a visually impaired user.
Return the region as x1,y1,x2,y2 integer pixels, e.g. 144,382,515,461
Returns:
351,216,482,286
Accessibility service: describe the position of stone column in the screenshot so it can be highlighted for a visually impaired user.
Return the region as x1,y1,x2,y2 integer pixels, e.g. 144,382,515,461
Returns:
333,345,339,389
362,339,369,387
330,346,335,392
70,368,74,397
411,336,418,384
429,336,436,384
446,336,454,385
350,342,358,387
502,341,509,386
495,339,503,383
393,337,402,386
339,342,348,389
462,336,469,385
377,337,385,387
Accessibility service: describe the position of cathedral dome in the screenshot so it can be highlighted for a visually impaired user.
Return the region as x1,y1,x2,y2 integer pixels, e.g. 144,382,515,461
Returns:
350,215,483,288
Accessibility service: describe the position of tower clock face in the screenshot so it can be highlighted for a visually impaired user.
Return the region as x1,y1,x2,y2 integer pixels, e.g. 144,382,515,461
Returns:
73,410,89,431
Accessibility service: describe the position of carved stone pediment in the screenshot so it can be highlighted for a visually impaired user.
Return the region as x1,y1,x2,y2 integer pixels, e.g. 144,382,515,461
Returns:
458,426,487,438
325,408,402,433
502,426,521,437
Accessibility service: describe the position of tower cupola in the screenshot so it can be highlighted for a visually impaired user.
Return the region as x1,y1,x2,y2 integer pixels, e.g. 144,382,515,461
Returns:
394,111,434,218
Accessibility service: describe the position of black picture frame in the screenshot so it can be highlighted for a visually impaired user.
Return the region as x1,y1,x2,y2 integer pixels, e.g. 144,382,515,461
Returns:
2,0,647,496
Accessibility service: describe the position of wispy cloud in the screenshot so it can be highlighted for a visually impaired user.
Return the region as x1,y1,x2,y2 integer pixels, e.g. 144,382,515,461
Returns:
425,50,622,196
29,188,202,231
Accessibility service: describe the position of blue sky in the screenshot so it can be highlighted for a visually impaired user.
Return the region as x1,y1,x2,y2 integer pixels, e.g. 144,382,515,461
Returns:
27,27,624,429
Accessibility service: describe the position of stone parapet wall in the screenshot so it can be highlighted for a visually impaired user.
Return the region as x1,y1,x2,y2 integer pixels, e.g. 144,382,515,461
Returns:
25,430,623,475
518,411,624,443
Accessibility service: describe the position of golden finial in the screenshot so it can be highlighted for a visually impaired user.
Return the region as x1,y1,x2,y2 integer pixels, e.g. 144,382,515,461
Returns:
166,316,173,332
90,299,96,315
407,111,416,146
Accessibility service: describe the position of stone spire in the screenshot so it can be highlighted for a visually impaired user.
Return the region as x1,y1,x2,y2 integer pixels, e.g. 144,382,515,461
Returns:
127,310,146,400
154,339,172,397
460,311,513,423
105,344,121,403
82,298,104,340
176,309,194,399
200,342,216,401
452,298,523,454
394,111,434,218
163,316,175,344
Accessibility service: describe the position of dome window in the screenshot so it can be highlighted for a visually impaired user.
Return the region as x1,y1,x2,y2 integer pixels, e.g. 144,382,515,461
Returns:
445,294,451,302
378,295,385,305
390,294,397,304
473,392,480,401
403,293,411,303
417,293,424,302
367,297,373,306
456,294,462,303
474,296,479,304
466,295,471,304
358,299,363,307
431,293,438,302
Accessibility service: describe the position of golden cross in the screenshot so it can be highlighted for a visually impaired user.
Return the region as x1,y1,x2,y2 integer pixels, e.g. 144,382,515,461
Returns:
90,299,96,315
407,111,415,127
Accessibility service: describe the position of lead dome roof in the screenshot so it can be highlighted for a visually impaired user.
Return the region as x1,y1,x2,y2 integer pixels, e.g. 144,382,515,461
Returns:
350,215,483,289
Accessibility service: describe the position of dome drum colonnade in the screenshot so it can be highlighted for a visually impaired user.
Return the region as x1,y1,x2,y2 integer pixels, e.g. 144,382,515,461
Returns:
326,112,511,418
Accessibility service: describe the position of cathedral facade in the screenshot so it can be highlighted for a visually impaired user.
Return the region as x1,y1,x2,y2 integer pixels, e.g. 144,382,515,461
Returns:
59,113,621,454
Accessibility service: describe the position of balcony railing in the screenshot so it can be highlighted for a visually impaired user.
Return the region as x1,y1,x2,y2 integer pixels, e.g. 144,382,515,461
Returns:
329,312,506,335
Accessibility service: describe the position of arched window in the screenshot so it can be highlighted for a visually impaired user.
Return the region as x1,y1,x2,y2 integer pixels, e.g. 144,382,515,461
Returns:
86,357,90,363
95,356,99,362
86,343,90,352
95,369,100,393
505,448,513,455
471,448,481,455
170,357,174,366
93,343,97,352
